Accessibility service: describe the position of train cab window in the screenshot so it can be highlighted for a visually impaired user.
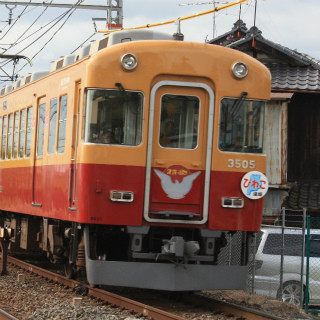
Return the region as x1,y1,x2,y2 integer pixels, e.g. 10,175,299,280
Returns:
19,109,26,158
37,103,46,156
12,111,19,159
57,95,67,153
219,98,265,153
25,107,33,157
84,89,143,146
159,94,199,149
6,113,13,159
1,116,7,160
48,98,58,154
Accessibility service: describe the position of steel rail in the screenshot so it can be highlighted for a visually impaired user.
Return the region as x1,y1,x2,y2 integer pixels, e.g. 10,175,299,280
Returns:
7,256,186,320
189,293,287,320
0,308,19,320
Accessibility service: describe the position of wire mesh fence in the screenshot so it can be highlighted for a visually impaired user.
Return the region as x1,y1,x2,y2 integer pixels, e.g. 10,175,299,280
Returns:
230,208,320,314
208,208,320,313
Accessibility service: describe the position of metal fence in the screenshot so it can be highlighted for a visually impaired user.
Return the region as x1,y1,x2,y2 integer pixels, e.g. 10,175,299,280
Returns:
305,216,320,314
231,208,320,314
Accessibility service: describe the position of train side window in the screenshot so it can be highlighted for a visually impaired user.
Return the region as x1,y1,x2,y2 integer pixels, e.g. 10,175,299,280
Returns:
84,89,143,146
48,98,58,154
37,103,46,156
1,116,7,160
12,111,19,159
6,113,13,159
57,95,67,153
159,94,199,149
25,107,33,157
19,109,26,158
0,117,2,159
219,98,265,153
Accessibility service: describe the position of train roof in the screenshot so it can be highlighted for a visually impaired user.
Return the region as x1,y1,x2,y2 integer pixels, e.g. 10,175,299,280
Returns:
0,30,173,96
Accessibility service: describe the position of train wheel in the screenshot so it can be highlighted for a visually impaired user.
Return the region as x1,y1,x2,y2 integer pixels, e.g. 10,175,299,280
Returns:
64,262,77,279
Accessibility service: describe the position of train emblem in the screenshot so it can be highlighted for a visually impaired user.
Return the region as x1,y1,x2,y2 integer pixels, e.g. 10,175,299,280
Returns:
154,165,201,199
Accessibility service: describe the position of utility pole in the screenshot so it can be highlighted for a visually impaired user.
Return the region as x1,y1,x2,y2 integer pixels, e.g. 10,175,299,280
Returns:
106,0,123,30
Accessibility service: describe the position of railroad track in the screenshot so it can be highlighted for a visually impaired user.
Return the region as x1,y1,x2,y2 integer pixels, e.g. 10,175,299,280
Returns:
6,256,287,320
0,308,19,320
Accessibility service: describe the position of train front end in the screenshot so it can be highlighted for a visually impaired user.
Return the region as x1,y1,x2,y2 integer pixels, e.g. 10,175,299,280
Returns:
78,34,271,290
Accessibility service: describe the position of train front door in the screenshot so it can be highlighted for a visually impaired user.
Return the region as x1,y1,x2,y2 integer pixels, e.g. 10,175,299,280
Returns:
144,81,214,225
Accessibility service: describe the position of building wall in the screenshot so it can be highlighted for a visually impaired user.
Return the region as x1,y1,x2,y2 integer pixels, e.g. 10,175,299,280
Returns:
288,92,320,181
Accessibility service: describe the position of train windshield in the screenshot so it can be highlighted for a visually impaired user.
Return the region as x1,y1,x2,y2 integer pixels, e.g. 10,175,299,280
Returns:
219,98,265,153
84,89,143,146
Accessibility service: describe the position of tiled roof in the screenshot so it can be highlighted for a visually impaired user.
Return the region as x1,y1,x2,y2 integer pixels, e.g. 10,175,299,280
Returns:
265,63,320,91
226,32,320,70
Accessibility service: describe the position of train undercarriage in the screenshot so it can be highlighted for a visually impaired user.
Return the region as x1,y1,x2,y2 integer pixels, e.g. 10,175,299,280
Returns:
1,212,253,291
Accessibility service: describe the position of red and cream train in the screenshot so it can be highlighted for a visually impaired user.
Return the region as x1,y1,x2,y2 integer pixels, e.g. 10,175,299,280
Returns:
0,30,271,291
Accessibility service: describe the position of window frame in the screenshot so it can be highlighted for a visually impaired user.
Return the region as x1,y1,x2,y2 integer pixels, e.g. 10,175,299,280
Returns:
57,95,68,154
36,102,46,157
158,93,200,150
19,109,27,158
218,97,266,154
1,115,7,160
48,97,58,154
25,107,33,158
12,111,20,159
6,113,13,159
84,88,144,147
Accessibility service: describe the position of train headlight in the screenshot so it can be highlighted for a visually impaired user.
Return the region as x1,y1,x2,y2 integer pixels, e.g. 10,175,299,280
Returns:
121,53,138,71
232,62,248,79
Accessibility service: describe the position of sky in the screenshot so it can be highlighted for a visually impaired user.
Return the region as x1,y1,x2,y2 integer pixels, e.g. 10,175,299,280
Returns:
0,0,319,85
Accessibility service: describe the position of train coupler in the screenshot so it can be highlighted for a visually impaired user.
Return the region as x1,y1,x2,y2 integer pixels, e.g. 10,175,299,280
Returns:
0,227,14,275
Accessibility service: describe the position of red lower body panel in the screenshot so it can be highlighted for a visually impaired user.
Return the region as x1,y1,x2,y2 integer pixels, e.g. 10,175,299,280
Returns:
0,163,146,226
0,163,263,232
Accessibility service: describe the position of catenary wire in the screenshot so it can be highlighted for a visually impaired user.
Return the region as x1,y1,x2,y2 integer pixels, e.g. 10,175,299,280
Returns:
17,0,83,73
70,32,97,54
0,1,82,72
0,0,31,41
1,6,69,56
1,1,53,54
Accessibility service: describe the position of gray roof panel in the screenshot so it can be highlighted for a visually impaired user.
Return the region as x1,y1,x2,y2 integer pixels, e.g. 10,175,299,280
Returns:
265,63,320,91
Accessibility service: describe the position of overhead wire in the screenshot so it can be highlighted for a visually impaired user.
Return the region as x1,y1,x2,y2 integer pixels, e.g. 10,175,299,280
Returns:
1,6,69,56
0,1,31,41
1,1,53,54
16,0,83,73
70,32,97,54
98,0,249,33
0,1,83,74
0,11,69,69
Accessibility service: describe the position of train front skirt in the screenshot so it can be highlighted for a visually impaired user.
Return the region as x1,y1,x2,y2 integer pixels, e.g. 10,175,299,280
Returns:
84,227,248,291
